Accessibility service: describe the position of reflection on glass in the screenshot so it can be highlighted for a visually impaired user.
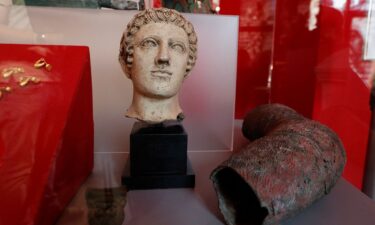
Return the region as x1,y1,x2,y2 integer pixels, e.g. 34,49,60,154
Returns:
332,0,347,10
160,0,214,14
350,17,374,87
12,0,146,10
364,0,375,60
235,0,275,117
86,187,127,225
350,0,368,9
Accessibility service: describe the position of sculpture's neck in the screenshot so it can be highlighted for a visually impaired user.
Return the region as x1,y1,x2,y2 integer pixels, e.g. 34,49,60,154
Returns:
126,92,182,123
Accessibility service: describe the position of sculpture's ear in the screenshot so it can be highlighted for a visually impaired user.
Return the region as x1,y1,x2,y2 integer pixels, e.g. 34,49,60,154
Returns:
119,59,131,79
119,44,133,79
124,71,132,79
124,56,133,79
184,55,196,78
184,67,190,79
125,45,134,79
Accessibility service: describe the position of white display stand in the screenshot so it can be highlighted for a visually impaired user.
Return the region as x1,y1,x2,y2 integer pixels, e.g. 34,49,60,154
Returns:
56,126,375,225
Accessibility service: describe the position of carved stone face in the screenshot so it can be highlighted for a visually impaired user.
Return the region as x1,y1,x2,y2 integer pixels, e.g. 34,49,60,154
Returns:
131,23,189,99
119,8,197,123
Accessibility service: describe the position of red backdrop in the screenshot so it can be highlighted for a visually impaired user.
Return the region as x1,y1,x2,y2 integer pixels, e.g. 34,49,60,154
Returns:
155,0,373,189
220,0,373,189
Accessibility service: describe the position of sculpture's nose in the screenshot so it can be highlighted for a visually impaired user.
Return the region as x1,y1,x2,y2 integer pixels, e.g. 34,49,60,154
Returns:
155,43,170,66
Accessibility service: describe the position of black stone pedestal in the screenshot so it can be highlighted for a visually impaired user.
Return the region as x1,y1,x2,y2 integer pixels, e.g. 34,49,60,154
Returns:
122,121,195,190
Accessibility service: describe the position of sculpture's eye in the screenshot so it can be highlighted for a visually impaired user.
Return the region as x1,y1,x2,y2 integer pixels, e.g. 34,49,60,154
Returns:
140,38,158,48
170,42,186,54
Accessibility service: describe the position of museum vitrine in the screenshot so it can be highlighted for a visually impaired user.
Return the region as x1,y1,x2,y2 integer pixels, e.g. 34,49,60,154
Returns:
1,1,375,225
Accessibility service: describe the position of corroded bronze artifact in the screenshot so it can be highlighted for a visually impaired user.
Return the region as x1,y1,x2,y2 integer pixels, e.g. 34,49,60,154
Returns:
211,104,346,225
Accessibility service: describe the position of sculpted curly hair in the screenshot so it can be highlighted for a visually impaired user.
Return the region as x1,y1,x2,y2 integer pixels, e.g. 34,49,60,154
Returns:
119,8,198,78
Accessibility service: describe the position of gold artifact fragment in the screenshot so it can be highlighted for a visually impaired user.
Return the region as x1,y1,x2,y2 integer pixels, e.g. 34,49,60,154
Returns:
19,76,41,87
2,67,24,78
0,86,12,99
45,63,52,71
34,58,52,71
34,58,46,68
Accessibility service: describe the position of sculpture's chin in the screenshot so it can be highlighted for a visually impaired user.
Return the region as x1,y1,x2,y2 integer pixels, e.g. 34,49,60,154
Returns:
147,93,176,100
132,77,182,100
136,86,178,100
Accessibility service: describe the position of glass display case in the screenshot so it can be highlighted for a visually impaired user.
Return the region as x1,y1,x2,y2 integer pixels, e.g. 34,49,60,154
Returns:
1,1,375,225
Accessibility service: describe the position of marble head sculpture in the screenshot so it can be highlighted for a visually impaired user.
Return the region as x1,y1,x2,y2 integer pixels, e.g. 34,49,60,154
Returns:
119,8,198,123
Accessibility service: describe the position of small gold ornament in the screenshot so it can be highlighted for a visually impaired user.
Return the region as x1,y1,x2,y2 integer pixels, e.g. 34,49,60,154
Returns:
34,58,52,71
2,67,24,78
34,58,46,68
0,86,12,99
45,63,52,71
19,76,41,87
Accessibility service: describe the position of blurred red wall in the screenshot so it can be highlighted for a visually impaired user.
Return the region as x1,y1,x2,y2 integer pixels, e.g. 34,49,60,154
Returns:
155,0,373,189
220,0,373,189
220,0,274,118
